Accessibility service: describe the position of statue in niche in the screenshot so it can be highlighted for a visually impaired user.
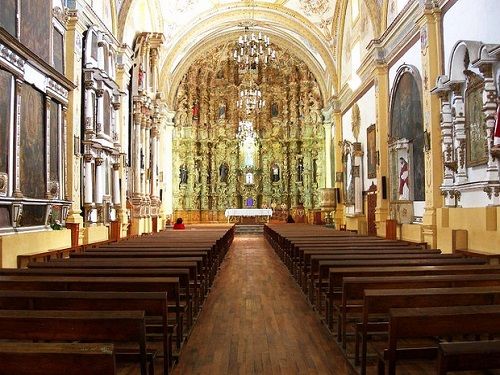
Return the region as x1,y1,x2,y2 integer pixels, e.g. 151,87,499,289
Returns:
271,102,279,118
192,99,200,120
138,63,145,89
398,157,410,200
219,163,229,183
297,158,304,182
245,172,254,185
271,163,280,182
218,101,226,120
179,164,188,185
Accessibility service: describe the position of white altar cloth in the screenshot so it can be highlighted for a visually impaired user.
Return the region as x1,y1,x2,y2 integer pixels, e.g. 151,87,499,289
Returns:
224,208,273,217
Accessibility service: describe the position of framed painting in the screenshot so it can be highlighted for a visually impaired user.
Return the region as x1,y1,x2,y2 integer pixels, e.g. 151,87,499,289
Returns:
20,0,51,63
366,124,376,178
465,80,488,166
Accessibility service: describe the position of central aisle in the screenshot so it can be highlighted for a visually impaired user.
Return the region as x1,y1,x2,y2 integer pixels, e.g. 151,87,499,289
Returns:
172,234,351,375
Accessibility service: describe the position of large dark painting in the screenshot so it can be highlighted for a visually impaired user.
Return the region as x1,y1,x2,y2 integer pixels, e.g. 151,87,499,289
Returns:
0,0,16,37
0,70,12,173
53,28,64,74
50,100,59,182
20,0,51,63
367,124,376,178
389,67,425,201
20,85,45,199
466,80,487,166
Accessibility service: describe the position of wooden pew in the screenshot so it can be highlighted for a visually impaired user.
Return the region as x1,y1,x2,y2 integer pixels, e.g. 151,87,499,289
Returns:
437,340,500,374
0,310,149,375
0,342,117,375
0,275,183,351
0,290,171,374
379,305,500,375
357,284,500,374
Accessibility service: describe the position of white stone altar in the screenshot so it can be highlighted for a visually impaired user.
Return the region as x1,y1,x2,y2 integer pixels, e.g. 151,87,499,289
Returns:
224,208,273,223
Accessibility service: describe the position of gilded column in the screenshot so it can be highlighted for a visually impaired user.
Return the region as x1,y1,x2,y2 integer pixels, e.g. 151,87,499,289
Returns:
333,107,344,223
164,110,175,216
112,162,121,205
418,2,444,247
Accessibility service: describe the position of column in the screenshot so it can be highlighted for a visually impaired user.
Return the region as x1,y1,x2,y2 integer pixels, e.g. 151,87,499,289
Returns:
333,107,344,223
95,156,104,205
112,162,121,205
151,126,159,197
322,106,333,188
418,3,445,247
373,59,390,236
64,11,86,224
96,89,104,135
133,111,142,196
451,87,467,185
164,111,175,216
13,79,23,198
83,154,93,204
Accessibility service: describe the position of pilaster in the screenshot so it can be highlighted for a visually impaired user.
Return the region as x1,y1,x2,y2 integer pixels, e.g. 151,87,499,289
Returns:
418,3,443,247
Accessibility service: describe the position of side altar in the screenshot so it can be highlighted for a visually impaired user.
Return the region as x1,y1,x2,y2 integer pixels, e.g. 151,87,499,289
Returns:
224,208,273,224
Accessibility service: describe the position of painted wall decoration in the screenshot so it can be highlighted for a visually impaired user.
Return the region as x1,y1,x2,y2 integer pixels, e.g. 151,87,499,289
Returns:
20,0,51,63
465,78,488,166
389,65,425,201
20,85,46,199
366,124,376,178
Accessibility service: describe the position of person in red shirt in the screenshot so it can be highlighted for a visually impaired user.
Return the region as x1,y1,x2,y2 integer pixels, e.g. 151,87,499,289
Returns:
173,217,185,230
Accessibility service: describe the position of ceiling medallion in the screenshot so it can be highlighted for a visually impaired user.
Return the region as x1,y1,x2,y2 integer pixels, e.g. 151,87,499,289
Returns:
299,0,330,17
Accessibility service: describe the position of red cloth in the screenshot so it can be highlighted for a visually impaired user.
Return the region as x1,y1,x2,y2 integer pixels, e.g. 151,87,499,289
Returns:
173,223,185,230
399,161,409,195
494,105,500,146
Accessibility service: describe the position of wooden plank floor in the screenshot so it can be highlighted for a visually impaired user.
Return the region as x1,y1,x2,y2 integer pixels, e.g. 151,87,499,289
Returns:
171,235,352,375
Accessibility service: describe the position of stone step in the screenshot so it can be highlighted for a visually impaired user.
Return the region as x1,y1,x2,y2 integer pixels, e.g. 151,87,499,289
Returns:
235,225,264,234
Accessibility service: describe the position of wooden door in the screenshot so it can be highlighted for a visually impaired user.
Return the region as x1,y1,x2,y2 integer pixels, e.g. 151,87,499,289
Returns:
367,183,377,236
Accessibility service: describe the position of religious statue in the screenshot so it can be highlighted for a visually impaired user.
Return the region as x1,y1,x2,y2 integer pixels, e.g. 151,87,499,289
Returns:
192,100,200,120
399,157,410,200
245,172,253,185
297,158,304,182
271,163,280,182
179,164,188,185
218,101,226,120
219,163,229,183
138,63,145,88
271,102,279,118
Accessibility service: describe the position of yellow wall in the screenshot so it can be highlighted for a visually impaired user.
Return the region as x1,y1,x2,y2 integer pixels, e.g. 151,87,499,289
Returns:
437,207,500,254
83,225,110,244
0,229,71,268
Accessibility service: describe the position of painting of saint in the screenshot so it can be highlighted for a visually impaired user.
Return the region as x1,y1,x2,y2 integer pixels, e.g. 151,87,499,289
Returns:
20,0,51,62
0,70,12,174
179,164,188,185
219,163,229,183
465,82,487,166
20,85,45,199
0,0,16,37
398,157,410,200
271,102,279,118
218,101,226,120
367,124,376,178
389,68,425,201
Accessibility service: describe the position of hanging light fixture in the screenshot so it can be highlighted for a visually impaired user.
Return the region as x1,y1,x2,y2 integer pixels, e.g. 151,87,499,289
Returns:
236,75,265,115
233,26,276,68
237,120,257,144
232,0,276,69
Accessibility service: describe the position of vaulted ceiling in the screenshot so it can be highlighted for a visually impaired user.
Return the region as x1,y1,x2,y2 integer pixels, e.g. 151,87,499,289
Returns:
116,0,384,105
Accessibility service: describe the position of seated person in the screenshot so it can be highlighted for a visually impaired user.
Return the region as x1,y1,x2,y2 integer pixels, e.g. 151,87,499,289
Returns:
286,214,295,223
173,217,185,230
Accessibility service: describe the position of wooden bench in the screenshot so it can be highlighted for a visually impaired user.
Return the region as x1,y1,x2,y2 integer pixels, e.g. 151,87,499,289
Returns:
379,305,500,375
437,339,500,374
0,275,183,351
357,284,500,374
0,310,150,375
0,342,117,375
0,290,171,374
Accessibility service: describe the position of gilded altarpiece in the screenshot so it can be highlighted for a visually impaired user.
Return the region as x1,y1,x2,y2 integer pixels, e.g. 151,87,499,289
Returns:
172,47,325,222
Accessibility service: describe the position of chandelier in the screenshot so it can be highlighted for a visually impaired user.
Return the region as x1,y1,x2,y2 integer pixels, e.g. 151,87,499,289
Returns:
237,120,257,143
237,75,265,115
233,26,276,68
